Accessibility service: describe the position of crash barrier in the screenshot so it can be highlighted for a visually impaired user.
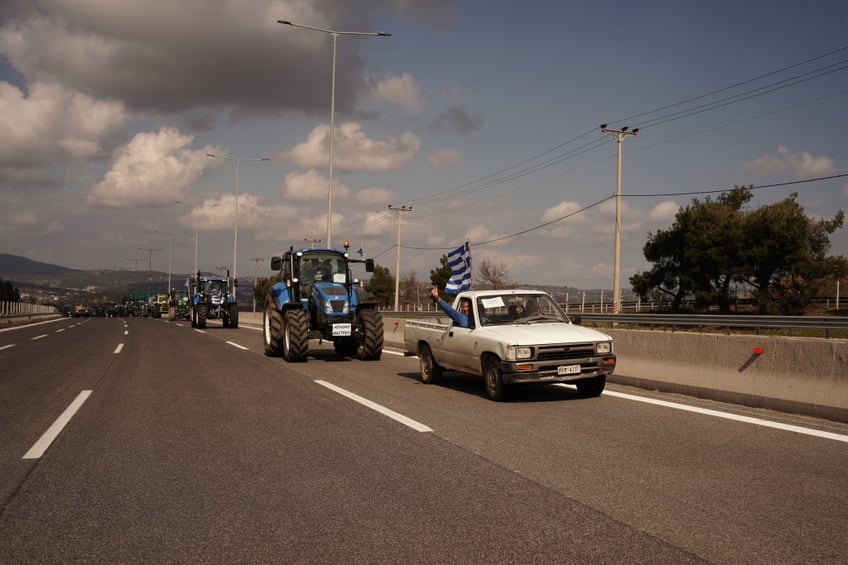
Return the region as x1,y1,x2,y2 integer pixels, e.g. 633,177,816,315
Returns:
375,316,847,423
0,302,60,326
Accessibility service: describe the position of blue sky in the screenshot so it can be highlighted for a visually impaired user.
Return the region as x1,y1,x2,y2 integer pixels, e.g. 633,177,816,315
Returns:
1,0,846,290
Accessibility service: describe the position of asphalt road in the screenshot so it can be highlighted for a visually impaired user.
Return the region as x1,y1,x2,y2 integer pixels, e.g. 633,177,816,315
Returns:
1,316,846,563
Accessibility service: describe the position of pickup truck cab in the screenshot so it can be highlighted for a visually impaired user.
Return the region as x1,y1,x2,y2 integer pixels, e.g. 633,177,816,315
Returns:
404,289,616,400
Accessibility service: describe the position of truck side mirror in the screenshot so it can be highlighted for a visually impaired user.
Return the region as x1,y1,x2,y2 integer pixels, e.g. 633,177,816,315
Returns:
365,258,375,272
270,256,281,271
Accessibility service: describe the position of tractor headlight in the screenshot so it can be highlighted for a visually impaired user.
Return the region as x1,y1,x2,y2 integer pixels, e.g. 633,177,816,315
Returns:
506,346,533,361
596,342,612,354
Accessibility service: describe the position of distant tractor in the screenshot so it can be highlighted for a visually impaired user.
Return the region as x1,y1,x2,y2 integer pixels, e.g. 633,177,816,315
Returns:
169,288,191,321
189,272,239,329
263,241,383,362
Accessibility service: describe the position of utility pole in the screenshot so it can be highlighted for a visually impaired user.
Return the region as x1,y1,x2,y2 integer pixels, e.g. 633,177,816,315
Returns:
249,256,264,313
138,247,163,273
304,238,322,249
126,257,143,272
600,124,638,314
388,205,413,310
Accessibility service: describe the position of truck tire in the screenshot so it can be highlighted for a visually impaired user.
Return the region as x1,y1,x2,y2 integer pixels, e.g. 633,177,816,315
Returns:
190,307,196,327
483,356,506,401
576,375,606,397
263,301,283,356
283,309,308,362
228,303,239,329
168,307,176,321
356,309,383,361
196,304,207,329
418,343,443,384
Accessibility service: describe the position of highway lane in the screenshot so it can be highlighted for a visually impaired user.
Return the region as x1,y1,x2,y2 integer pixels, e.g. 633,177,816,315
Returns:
0,316,846,562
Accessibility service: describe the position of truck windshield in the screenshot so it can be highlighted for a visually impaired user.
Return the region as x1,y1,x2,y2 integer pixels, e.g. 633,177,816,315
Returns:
475,294,569,326
300,252,347,285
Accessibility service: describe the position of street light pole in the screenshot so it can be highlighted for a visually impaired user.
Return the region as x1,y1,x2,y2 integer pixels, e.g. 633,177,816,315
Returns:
600,125,638,314
206,153,269,295
278,19,391,248
388,205,412,311
176,200,221,276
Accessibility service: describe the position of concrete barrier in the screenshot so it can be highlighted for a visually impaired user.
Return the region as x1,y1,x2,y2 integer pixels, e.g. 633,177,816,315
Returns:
243,313,848,422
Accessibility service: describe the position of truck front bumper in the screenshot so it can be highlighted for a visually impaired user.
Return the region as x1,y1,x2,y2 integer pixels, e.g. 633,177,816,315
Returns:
500,355,616,385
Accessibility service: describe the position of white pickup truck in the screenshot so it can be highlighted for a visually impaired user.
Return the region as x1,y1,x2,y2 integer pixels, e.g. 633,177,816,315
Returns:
404,289,616,400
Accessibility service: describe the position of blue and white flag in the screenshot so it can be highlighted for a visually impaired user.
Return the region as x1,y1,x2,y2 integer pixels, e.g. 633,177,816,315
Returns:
445,242,471,294
357,245,364,257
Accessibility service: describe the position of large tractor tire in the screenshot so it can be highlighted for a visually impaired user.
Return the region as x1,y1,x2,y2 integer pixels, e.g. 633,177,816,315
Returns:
196,304,208,329
263,300,283,356
282,309,308,362
356,309,383,361
227,303,239,329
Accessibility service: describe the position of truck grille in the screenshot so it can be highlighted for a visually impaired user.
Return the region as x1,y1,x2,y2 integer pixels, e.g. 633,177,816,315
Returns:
536,343,595,361
330,300,347,312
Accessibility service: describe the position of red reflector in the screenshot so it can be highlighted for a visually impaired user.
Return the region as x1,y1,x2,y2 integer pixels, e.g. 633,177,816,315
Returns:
753,347,763,355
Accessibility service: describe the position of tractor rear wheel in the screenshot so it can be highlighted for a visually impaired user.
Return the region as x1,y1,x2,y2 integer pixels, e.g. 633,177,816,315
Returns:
263,300,282,356
356,309,383,361
227,303,239,329
196,304,207,329
282,309,308,362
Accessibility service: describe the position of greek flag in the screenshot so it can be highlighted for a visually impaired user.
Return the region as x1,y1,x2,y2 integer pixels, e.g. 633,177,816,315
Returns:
445,242,471,294
357,245,364,257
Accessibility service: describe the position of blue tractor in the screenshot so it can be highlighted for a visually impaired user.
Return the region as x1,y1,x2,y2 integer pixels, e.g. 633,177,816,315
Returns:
190,271,239,329
263,242,383,362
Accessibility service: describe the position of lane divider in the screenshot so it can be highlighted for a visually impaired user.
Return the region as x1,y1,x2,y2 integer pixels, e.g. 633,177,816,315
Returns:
315,380,433,433
23,390,93,459
226,341,249,350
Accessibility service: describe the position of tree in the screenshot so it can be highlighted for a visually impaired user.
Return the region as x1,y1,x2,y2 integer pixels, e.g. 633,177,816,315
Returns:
0,278,20,302
429,254,452,300
474,258,515,289
253,276,278,310
630,186,844,314
399,270,426,310
364,264,395,307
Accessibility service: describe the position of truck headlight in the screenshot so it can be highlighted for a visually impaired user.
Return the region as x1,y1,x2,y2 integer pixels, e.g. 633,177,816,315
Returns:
506,346,533,361
596,342,612,354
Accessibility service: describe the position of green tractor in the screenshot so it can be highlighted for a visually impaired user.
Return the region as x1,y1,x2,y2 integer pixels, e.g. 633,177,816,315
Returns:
169,288,191,321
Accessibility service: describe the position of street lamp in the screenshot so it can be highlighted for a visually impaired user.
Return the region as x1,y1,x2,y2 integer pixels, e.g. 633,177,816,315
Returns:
206,153,269,295
600,124,639,314
278,19,391,248
176,200,221,276
154,230,174,292
388,205,412,310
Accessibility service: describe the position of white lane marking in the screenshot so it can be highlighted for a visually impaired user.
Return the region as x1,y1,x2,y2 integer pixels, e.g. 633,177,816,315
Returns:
176,323,185,327
315,380,433,433
23,390,93,459
124,330,128,335
194,329,206,334
31,334,48,340
226,341,249,350
382,349,405,357
0,344,15,351
597,388,848,443
55,328,65,333
114,343,124,354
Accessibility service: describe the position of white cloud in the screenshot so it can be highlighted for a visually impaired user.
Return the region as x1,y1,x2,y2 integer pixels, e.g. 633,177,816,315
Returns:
282,169,351,202
744,145,835,179
281,122,420,173
87,127,219,208
365,73,422,112
428,148,463,169
0,81,127,169
649,200,679,222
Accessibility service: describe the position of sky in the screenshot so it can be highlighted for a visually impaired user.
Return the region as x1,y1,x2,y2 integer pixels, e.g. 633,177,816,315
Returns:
1,0,847,291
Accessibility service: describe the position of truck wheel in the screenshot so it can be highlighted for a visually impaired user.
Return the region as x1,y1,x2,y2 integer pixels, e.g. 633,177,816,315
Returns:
356,309,383,361
196,304,207,329
190,307,197,327
576,375,606,397
263,301,283,356
228,303,239,329
283,309,308,362
483,357,506,401
418,343,443,384
168,307,176,321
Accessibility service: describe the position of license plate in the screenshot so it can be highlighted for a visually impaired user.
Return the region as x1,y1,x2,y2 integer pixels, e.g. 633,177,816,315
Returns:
557,364,581,376
332,323,352,337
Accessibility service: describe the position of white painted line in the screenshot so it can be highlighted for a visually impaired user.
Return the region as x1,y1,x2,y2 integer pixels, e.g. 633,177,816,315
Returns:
382,349,405,357
315,380,433,433
31,334,48,340
226,341,249,350
55,328,65,333
0,344,15,351
23,390,93,459
194,329,206,334
599,388,848,443
176,323,185,327
114,343,124,354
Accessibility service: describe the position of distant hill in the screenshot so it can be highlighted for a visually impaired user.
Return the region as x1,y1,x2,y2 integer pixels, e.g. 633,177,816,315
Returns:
0,253,78,276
